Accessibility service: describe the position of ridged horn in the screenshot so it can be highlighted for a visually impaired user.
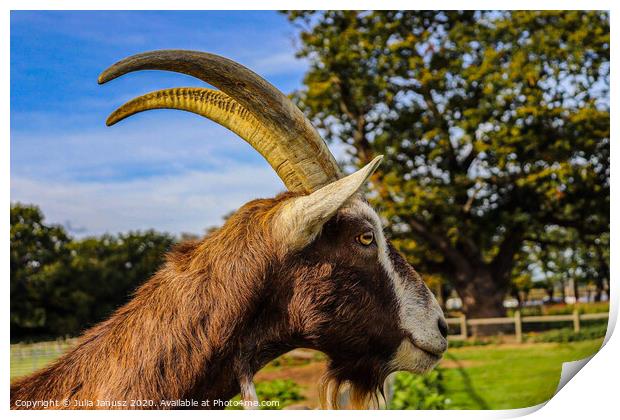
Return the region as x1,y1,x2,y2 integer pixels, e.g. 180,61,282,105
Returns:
99,50,342,193
107,87,297,187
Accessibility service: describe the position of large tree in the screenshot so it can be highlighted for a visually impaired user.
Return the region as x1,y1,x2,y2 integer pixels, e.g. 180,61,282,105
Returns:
11,204,71,339
10,203,175,341
60,231,175,333
286,11,609,317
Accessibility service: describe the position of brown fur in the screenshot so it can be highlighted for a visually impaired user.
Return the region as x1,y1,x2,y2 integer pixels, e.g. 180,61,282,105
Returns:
11,192,427,410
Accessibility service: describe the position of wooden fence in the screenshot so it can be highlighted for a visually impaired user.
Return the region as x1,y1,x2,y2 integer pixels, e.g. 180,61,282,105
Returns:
446,310,609,342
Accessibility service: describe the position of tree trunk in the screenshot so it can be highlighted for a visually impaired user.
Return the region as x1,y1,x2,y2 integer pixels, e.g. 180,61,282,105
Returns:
594,253,608,302
595,253,609,302
455,268,507,319
453,267,508,336
594,277,604,302
573,279,580,302
546,284,555,302
403,215,516,327
440,284,451,311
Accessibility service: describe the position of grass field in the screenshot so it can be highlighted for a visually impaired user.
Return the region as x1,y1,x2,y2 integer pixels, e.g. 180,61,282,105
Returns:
10,337,604,409
441,338,604,409
11,340,76,380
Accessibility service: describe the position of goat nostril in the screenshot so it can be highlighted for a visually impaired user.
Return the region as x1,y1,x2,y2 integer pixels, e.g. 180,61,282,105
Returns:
438,318,448,339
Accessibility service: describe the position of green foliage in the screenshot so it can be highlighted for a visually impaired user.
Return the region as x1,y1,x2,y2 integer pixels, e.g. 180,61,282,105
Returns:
506,302,609,317
390,369,449,410
255,379,304,409
227,379,304,410
506,306,542,317
286,11,609,317
10,203,175,341
545,302,609,315
11,204,71,338
59,231,175,334
526,324,607,343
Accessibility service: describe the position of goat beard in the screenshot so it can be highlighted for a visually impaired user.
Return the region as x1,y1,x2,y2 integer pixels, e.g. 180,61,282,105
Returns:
318,369,390,410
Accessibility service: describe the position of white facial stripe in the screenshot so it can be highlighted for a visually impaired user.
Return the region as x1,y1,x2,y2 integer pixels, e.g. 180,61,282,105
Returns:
338,201,408,320
340,199,447,371
340,201,396,283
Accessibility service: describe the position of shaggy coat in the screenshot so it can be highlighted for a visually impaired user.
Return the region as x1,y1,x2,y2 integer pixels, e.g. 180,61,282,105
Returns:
11,193,444,409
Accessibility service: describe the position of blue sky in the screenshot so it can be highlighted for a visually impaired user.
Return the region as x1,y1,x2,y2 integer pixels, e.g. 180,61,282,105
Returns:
11,11,317,237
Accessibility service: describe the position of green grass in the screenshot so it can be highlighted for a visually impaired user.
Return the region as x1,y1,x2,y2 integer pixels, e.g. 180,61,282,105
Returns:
11,354,60,380
11,341,75,380
441,338,604,409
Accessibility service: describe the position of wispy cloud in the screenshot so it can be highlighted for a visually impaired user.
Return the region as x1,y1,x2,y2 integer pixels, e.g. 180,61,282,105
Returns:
10,11,325,238
245,51,309,77
11,165,284,237
12,113,266,182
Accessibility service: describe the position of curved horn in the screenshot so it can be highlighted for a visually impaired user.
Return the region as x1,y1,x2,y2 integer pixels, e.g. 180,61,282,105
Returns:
107,87,304,191
99,50,342,192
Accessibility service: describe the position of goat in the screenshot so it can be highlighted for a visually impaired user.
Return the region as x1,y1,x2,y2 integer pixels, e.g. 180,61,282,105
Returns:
10,50,448,410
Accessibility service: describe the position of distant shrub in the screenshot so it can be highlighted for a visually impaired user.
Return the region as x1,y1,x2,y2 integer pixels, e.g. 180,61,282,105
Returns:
226,379,304,410
256,379,304,409
526,324,608,343
544,302,609,316
506,302,609,318
507,306,542,317
389,369,449,410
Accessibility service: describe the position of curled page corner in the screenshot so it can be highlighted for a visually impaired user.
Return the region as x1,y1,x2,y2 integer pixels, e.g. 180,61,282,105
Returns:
517,354,599,417
602,314,616,347
553,305,616,397
555,355,595,395
501,401,547,418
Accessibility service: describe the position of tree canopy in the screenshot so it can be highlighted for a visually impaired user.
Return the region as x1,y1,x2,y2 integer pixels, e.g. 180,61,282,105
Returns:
10,204,174,341
285,11,609,317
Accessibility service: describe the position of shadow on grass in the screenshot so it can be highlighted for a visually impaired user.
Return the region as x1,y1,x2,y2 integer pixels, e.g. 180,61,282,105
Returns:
446,352,489,409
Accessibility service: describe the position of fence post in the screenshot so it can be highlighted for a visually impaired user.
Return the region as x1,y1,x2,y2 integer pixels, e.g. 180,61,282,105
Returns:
460,314,468,340
573,309,581,333
514,310,522,343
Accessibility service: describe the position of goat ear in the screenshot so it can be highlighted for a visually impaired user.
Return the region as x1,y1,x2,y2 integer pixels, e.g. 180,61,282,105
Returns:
276,155,383,249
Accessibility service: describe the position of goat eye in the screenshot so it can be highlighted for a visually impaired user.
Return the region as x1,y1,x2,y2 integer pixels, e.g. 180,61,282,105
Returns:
356,232,375,246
